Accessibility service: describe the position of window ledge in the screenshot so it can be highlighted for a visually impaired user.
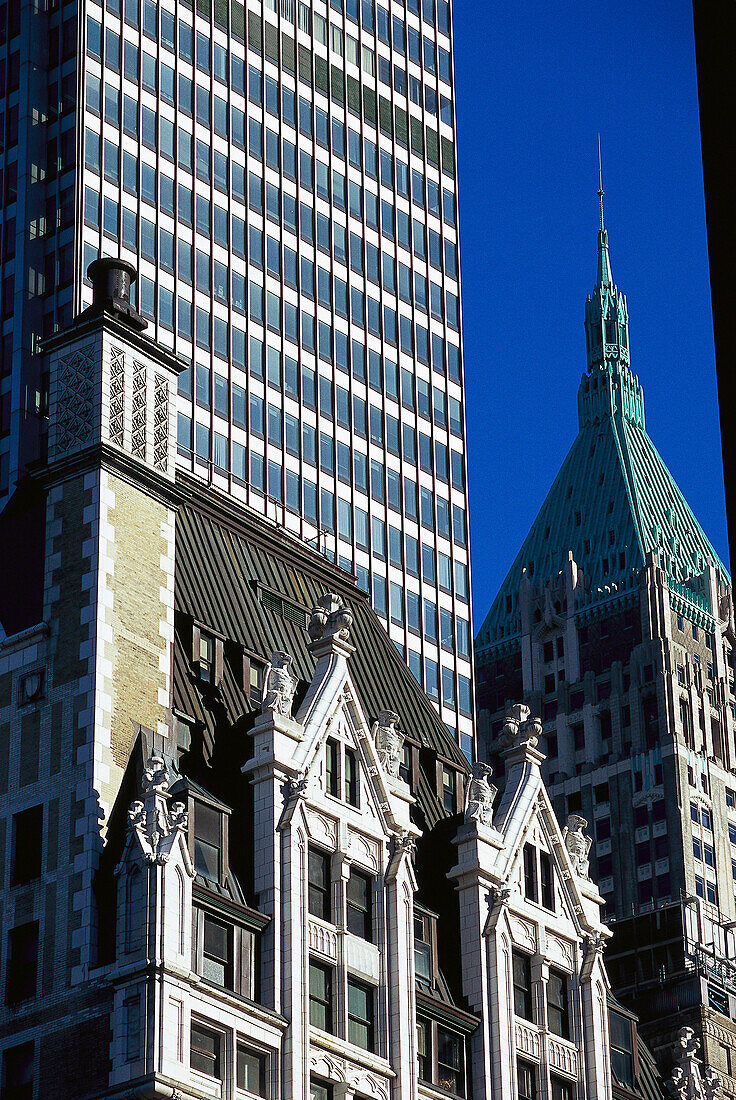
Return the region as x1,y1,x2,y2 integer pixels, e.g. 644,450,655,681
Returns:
309,1027,395,1078
418,1081,467,1100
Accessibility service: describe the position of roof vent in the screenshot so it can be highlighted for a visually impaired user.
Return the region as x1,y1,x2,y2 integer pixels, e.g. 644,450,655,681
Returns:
83,257,147,332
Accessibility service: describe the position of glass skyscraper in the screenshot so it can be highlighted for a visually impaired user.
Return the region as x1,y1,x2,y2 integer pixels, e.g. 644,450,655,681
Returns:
0,0,473,754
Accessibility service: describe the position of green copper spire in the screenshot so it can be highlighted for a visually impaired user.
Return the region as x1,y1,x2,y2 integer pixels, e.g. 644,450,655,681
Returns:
596,136,613,289
581,143,640,428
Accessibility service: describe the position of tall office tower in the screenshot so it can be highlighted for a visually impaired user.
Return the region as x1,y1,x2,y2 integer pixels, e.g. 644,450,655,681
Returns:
0,0,474,754
474,198,736,1079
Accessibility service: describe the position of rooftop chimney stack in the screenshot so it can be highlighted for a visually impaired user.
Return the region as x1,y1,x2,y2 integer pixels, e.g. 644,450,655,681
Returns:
83,257,147,331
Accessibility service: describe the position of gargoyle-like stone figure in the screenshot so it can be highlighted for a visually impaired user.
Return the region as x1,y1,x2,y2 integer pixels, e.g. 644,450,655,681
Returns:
309,593,353,643
464,762,498,828
562,813,592,877
704,1069,723,1100
128,753,188,864
490,882,512,907
666,1026,720,1100
262,651,297,717
285,773,309,804
395,830,416,859
499,703,542,750
372,710,403,777
584,930,607,957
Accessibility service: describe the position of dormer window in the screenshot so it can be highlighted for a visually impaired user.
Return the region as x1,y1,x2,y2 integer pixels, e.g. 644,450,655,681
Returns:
523,844,537,902
199,633,214,683
192,622,224,686
324,739,360,806
345,747,359,806
193,801,223,882
440,764,456,813
399,741,412,785
609,1008,635,1086
414,913,433,982
540,851,554,910
523,845,555,911
326,739,339,797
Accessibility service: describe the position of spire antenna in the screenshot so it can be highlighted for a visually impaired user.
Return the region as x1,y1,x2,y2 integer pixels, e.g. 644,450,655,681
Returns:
597,134,605,232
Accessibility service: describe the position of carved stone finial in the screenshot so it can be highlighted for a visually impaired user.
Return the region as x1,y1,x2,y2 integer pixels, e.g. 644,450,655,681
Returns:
666,1027,719,1100
142,752,170,796
262,651,298,718
464,762,498,828
127,754,188,865
704,1068,723,1100
372,710,403,777
562,813,592,877
499,703,542,751
308,593,353,644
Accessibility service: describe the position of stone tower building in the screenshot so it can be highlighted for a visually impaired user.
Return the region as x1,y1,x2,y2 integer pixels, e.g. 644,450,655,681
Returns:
474,194,736,1085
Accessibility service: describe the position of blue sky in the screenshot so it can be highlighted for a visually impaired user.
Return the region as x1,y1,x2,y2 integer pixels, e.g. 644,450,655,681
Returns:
453,0,729,625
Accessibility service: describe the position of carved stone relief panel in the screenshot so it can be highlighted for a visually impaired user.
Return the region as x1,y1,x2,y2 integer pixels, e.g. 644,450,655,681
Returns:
508,914,537,954
56,344,95,453
131,360,147,460
546,933,576,971
347,829,380,872
153,373,169,471
109,346,125,447
304,808,338,850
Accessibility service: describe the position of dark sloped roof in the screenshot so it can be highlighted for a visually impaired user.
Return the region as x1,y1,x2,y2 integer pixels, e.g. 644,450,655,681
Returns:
630,1039,669,1100
172,476,468,818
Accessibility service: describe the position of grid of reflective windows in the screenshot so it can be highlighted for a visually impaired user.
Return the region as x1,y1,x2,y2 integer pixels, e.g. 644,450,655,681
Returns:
79,0,472,752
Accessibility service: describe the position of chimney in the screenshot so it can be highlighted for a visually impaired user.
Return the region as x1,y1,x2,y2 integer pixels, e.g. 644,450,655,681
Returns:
82,257,147,331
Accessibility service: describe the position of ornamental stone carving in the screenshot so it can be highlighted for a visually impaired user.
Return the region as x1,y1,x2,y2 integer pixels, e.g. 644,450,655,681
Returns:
562,813,592,878
262,651,298,717
56,344,96,453
372,710,403,777
127,753,188,865
109,346,125,447
131,360,147,460
705,1069,723,1100
308,593,353,643
153,373,169,471
285,773,310,804
491,883,513,908
394,830,416,860
667,1026,722,1100
583,931,607,958
464,761,498,827
500,703,542,751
